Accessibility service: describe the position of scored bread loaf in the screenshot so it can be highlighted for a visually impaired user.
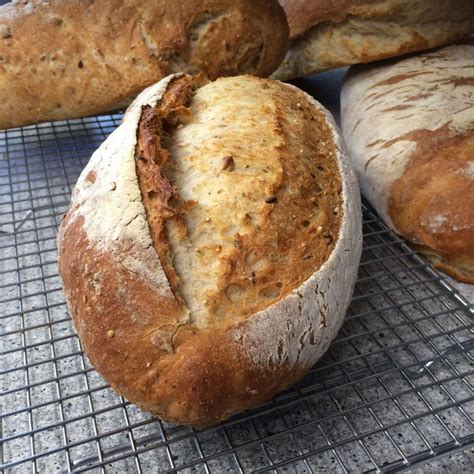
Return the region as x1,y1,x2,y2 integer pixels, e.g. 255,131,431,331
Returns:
341,42,474,283
57,73,362,427
273,0,474,80
0,0,288,129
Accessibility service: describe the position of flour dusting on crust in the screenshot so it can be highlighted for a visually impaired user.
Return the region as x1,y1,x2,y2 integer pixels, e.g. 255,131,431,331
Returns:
60,75,184,295
461,161,474,179
341,43,474,228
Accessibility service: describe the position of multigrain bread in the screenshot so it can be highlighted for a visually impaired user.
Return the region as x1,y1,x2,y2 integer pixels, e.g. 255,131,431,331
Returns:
341,42,474,283
0,0,288,129
273,0,474,80
57,74,362,427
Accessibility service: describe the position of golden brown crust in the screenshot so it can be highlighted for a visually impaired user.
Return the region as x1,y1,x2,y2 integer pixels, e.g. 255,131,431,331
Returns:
134,75,342,325
280,0,352,38
58,215,307,426
139,328,308,426
0,0,288,129
389,130,474,283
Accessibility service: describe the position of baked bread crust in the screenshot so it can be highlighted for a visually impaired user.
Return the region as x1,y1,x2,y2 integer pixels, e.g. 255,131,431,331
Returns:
0,0,288,129
58,74,362,427
273,0,474,80
341,43,474,283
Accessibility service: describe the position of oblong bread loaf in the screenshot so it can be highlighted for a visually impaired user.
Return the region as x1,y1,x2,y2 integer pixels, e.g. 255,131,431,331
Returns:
58,74,362,427
0,0,288,129
341,42,474,283
273,0,474,80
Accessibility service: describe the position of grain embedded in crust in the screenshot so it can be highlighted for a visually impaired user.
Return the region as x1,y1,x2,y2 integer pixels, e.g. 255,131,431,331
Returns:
135,75,342,327
341,42,474,283
0,0,288,129
58,74,361,427
273,0,474,79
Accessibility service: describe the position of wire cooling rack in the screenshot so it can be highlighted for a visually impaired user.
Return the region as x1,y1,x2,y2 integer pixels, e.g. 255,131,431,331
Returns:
0,113,473,473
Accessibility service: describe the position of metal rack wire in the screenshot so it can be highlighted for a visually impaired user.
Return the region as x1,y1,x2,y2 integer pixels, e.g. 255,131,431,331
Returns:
0,113,473,473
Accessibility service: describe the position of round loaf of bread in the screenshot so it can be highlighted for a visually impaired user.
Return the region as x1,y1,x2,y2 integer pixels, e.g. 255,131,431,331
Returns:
57,74,362,427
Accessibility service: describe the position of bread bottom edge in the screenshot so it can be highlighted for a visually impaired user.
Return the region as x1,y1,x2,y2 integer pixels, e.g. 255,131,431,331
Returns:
414,245,474,284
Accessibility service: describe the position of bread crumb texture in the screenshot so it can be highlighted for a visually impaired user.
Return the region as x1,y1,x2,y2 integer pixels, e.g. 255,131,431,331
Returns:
58,74,361,426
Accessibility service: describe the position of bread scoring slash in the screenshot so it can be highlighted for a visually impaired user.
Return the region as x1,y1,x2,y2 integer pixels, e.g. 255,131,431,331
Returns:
57,74,362,427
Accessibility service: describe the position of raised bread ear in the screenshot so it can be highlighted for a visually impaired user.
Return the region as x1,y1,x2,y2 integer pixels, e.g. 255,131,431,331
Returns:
58,74,362,427
59,74,183,301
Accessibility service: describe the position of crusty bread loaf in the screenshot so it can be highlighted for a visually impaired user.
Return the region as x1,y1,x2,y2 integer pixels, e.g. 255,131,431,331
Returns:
57,73,362,427
341,42,474,283
272,0,474,80
0,0,288,129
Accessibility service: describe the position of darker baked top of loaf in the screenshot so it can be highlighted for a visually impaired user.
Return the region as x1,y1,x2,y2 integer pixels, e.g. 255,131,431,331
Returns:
134,75,343,328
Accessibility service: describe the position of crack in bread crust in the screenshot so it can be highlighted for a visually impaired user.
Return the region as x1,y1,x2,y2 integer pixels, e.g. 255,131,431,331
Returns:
134,75,206,302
